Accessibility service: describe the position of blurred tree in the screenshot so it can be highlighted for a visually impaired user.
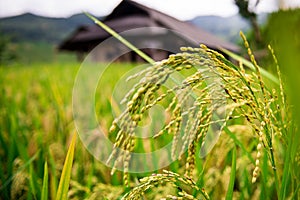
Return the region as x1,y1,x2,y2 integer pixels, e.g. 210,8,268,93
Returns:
0,32,17,65
234,0,262,45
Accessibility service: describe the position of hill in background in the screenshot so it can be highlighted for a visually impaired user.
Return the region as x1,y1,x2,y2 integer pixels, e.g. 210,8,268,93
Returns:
0,13,102,63
0,13,99,44
0,12,269,45
190,13,268,43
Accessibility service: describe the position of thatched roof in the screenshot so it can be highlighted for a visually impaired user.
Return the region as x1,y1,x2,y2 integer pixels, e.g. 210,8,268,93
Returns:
59,0,239,53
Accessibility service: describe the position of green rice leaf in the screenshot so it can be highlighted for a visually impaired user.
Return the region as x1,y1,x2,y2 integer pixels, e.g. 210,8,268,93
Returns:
280,129,294,199
29,164,40,199
41,161,49,200
84,12,155,64
225,145,236,200
55,133,77,200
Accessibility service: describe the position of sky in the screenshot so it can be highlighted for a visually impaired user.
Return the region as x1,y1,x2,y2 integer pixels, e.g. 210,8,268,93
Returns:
0,0,299,20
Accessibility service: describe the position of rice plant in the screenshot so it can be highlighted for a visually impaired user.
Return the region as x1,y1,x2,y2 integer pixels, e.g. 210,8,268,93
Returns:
87,14,297,199
109,44,293,198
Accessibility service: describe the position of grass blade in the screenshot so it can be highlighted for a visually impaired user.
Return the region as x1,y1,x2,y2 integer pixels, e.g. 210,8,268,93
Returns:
55,132,77,200
225,145,236,200
41,161,49,200
260,149,269,199
280,128,295,199
84,12,155,64
49,151,58,200
29,163,40,199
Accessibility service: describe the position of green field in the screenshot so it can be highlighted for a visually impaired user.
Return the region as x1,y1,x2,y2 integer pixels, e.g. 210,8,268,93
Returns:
0,62,135,199
1,9,300,200
1,61,182,199
1,47,299,199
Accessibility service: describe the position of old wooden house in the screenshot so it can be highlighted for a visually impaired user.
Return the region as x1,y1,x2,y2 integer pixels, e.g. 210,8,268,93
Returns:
58,0,239,62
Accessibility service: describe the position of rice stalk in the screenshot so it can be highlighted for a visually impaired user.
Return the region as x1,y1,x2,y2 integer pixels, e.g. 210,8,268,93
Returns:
121,170,209,200
85,14,292,198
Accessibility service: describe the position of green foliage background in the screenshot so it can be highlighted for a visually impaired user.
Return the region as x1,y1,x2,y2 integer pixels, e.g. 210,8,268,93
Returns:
264,9,300,122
